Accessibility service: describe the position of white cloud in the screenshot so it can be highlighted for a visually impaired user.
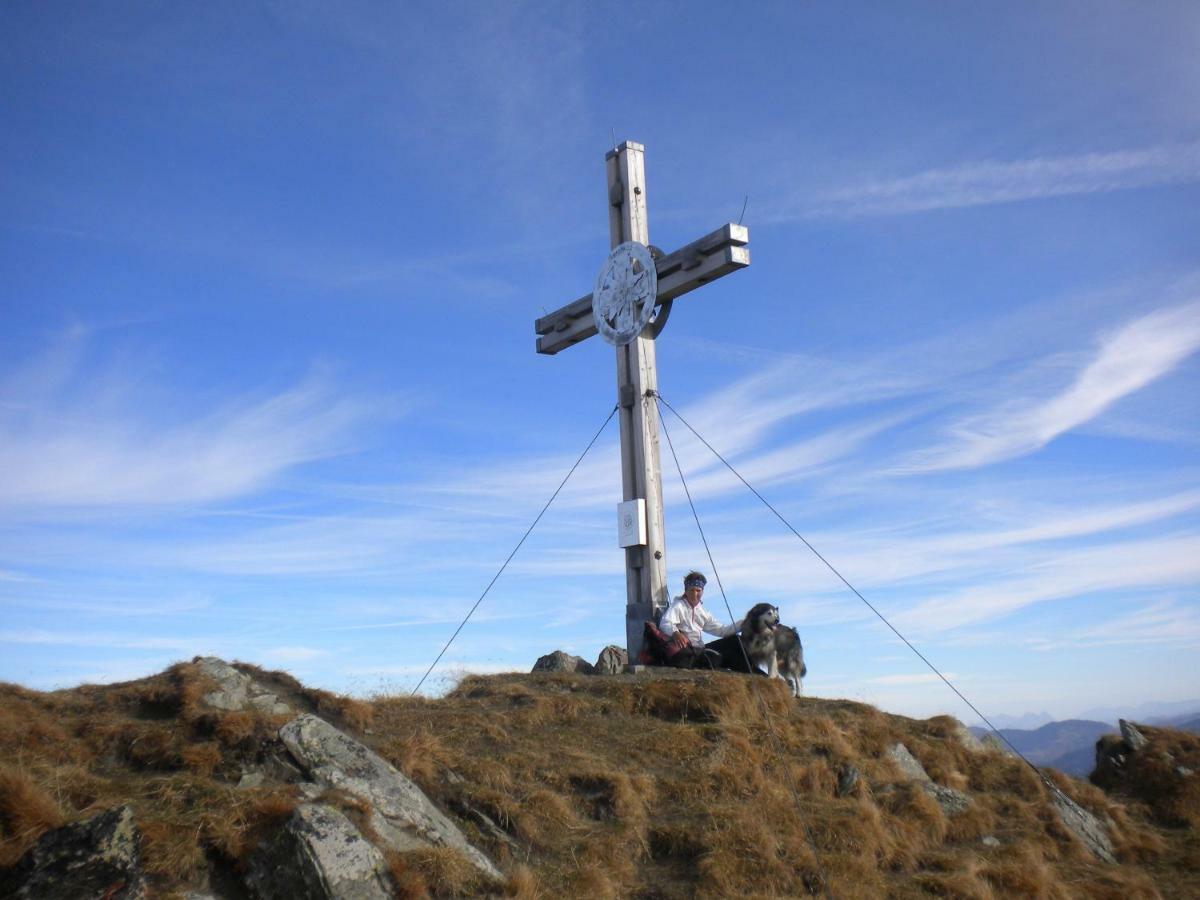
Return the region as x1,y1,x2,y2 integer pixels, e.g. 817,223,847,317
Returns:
0,338,390,510
905,301,1200,471
0,628,194,650
777,140,1200,219
1026,598,1200,650
895,534,1200,633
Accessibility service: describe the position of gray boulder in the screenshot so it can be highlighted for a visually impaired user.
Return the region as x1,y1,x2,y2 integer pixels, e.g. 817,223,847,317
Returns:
886,742,930,782
0,805,146,899
195,657,291,715
279,714,501,880
1051,791,1116,864
884,742,971,815
981,732,1017,756
948,718,985,753
922,782,971,815
594,645,628,675
245,803,392,900
531,651,596,674
835,764,860,797
1120,719,1148,752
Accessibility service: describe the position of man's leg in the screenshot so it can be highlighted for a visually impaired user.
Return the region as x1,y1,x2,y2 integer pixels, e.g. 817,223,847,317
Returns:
665,646,700,668
705,635,755,673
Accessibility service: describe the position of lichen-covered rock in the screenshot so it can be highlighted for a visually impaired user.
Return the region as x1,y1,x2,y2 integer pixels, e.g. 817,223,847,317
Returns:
884,742,971,814
921,782,971,815
0,805,146,899
279,713,501,880
244,803,392,900
594,645,628,675
948,718,985,753
1120,719,1148,752
1051,791,1116,864
835,764,860,797
195,657,291,715
531,651,596,674
981,732,1017,756
886,742,931,782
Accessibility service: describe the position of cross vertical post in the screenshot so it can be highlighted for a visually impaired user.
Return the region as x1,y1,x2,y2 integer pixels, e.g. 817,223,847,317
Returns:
533,140,750,666
606,141,669,661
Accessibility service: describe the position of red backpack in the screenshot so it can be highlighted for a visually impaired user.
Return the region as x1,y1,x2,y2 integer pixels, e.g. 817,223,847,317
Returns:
639,621,686,666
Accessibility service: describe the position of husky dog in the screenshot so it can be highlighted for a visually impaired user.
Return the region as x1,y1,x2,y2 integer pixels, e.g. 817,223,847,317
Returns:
741,602,781,675
704,603,782,674
773,625,806,697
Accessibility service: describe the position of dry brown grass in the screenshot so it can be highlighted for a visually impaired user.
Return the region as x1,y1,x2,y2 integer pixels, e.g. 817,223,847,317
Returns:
2,664,1198,898
0,765,65,867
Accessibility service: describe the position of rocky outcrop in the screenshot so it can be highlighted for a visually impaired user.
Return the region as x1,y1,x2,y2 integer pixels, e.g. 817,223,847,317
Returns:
531,651,596,674
279,714,501,880
886,742,930,782
195,657,292,715
594,645,628,675
883,742,972,815
0,805,146,899
244,803,393,900
835,763,860,797
1050,791,1116,863
980,732,1016,756
1120,719,1148,752
948,718,985,753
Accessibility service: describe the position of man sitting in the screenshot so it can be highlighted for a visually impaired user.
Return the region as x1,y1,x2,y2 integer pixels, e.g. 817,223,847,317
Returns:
657,571,743,669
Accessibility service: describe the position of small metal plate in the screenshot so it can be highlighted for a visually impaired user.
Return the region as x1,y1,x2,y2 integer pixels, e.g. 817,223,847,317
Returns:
592,241,658,347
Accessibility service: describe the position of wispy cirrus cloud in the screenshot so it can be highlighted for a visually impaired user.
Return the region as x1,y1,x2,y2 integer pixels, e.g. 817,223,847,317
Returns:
0,337,392,511
903,301,1200,472
1026,598,1200,650
894,534,1200,634
773,140,1200,220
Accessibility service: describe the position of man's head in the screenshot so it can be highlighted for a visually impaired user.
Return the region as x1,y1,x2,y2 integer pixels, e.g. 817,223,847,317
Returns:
683,571,707,607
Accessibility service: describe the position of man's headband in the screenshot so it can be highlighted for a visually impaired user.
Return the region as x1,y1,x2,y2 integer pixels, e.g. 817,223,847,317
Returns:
685,575,707,589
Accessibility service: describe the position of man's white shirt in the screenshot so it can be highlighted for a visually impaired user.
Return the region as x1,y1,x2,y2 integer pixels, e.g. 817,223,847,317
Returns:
659,595,740,649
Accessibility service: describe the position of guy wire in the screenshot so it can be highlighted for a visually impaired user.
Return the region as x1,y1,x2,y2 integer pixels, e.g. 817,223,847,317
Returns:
656,398,836,900
410,404,619,696
654,392,1078,803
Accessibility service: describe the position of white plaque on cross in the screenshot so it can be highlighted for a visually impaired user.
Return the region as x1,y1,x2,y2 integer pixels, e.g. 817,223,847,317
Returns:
533,141,750,663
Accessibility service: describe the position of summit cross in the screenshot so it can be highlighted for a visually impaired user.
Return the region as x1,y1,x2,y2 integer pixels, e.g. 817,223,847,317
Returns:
533,140,750,662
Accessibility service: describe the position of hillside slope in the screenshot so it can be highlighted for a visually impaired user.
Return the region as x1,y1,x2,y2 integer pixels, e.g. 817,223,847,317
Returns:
1,661,1197,898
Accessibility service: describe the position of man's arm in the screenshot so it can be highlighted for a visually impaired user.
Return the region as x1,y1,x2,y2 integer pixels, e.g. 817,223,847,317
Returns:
699,606,743,638
659,600,681,635
659,601,693,650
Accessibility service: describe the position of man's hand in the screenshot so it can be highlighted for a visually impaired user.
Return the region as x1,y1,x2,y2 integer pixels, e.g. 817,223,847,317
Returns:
671,631,690,651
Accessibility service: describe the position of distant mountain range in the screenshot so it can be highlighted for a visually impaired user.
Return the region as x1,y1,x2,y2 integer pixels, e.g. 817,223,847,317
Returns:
968,708,1200,778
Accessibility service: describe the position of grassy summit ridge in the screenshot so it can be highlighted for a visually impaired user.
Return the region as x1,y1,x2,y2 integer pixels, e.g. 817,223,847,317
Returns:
1,660,1197,897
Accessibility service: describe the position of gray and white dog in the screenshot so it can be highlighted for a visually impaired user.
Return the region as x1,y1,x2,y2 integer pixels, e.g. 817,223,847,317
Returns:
773,625,806,697
741,602,782,675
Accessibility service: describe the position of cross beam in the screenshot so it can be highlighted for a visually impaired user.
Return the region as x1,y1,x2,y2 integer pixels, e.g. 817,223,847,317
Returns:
533,141,750,663
534,223,750,355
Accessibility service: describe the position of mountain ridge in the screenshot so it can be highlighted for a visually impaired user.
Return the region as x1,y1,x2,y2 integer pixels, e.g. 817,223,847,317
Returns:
1,659,1197,897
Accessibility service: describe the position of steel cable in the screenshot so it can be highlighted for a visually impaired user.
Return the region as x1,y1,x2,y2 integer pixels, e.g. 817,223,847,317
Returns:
657,399,836,899
410,404,619,696
653,391,1079,804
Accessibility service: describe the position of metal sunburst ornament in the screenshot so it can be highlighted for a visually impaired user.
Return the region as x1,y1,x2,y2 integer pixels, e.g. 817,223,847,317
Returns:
592,241,658,347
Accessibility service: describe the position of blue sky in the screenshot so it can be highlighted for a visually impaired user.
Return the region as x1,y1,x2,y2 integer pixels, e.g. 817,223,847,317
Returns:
2,2,1198,723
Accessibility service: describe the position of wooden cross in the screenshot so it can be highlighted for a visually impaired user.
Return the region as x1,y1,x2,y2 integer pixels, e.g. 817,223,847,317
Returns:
533,141,750,662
